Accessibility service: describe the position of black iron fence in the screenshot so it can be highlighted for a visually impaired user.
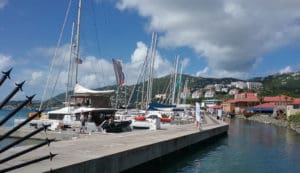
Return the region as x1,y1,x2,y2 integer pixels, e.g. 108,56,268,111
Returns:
0,68,56,172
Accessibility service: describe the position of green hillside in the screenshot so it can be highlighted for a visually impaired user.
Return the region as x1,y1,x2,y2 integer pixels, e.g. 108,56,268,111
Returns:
4,72,300,109
256,72,300,97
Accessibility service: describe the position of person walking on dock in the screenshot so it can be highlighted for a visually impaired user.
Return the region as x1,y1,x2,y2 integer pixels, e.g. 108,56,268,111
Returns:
80,111,86,133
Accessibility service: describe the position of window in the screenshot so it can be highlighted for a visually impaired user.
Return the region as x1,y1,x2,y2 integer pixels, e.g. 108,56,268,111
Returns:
293,105,300,109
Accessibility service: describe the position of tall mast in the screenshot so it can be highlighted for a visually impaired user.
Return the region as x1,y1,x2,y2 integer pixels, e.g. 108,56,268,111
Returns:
66,22,76,105
176,61,183,104
75,0,82,84
146,32,157,107
171,55,179,105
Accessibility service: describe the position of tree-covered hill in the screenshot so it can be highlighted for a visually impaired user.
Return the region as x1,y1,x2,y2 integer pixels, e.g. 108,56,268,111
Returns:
252,72,300,97
5,72,300,109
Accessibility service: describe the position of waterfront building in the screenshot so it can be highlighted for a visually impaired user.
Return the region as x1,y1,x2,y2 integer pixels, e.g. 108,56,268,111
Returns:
263,95,294,106
286,98,300,117
202,99,222,108
223,93,300,116
245,102,276,114
234,92,257,99
207,105,223,115
223,92,259,113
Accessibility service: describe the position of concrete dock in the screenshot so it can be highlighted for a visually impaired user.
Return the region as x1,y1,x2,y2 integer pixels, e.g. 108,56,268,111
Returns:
0,117,228,173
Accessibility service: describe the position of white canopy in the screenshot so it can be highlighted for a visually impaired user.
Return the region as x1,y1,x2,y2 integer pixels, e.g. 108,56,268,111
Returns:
74,84,115,96
48,106,115,114
47,106,74,114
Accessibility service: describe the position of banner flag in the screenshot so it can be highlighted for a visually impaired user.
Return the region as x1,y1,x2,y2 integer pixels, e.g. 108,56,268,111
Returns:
112,58,125,87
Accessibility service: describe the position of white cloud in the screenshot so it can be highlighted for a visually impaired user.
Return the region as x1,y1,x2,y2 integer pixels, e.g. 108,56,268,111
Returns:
124,41,174,85
26,41,176,100
181,58,190,70
0,0,8,10
130,41,148,65
195,66,251,79
0,54,14,69
31,71,43,81
117,0,300,78
279,66,292,74
196,67,210,77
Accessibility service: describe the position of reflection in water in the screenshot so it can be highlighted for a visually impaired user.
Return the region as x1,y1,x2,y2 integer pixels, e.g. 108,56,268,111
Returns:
124,119,300,173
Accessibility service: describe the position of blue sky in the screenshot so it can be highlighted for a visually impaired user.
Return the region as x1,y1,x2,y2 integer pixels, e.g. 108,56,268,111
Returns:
1,0,300,100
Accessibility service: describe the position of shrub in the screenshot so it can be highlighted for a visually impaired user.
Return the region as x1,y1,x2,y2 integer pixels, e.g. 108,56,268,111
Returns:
288,112,300,122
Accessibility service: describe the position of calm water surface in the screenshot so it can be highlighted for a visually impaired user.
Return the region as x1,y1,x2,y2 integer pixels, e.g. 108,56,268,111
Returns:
0,109,40,149
125,119,300,173
2,110,300,172
0,109,30,127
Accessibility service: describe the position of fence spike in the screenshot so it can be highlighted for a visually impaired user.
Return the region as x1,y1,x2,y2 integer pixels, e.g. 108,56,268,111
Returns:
0,110,43,141
0,81,26,109
0,152,57,173
0,95,35,126
0,138,56,164
0,124,50,153
0,68,12,86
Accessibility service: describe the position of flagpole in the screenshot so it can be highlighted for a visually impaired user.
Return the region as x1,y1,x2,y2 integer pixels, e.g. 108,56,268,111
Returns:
115,86,119,109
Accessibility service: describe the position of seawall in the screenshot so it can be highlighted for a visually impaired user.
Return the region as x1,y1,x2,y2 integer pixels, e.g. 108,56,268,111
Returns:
1,118,228,173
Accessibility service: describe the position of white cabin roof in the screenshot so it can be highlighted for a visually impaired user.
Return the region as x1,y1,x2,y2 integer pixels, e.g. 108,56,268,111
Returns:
74,84,115,96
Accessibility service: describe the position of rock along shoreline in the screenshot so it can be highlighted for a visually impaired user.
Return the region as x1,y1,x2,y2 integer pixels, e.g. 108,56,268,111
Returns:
235,114,300,134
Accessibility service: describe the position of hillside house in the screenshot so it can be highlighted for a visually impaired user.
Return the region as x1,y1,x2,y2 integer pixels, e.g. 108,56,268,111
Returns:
191,90,203,99
246,81,262,90
231,81,247,89
204,89,215,98
228,89,239,95
287,98,300,117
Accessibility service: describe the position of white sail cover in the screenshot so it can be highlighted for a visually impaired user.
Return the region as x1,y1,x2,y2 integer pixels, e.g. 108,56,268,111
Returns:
74,84,115,96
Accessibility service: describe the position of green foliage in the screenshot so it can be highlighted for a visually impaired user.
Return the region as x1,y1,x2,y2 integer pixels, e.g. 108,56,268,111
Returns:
7,71,300,109
186,98,203,104
257,72,300,97
288,112,300,122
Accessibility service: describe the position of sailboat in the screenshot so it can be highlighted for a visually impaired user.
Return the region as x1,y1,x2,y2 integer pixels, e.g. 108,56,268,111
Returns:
16,0,131,132
129,32,173,129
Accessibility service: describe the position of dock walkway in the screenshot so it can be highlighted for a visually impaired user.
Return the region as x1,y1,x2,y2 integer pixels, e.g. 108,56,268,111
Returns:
0,116,228,173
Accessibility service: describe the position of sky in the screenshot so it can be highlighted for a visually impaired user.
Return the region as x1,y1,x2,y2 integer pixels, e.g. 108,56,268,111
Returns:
1,0,300,101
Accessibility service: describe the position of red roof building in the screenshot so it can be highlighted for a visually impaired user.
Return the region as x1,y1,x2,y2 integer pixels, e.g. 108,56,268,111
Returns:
223,92,260,113
254,102,276,108
223,92,300,116
291,98,300,105
263,95,294,105
287,98,300,117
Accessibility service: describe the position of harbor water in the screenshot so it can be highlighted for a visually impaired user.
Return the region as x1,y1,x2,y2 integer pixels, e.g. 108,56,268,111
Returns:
2,109,300,173
0,109,30,127
125,118,300,173
0,109,40,149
